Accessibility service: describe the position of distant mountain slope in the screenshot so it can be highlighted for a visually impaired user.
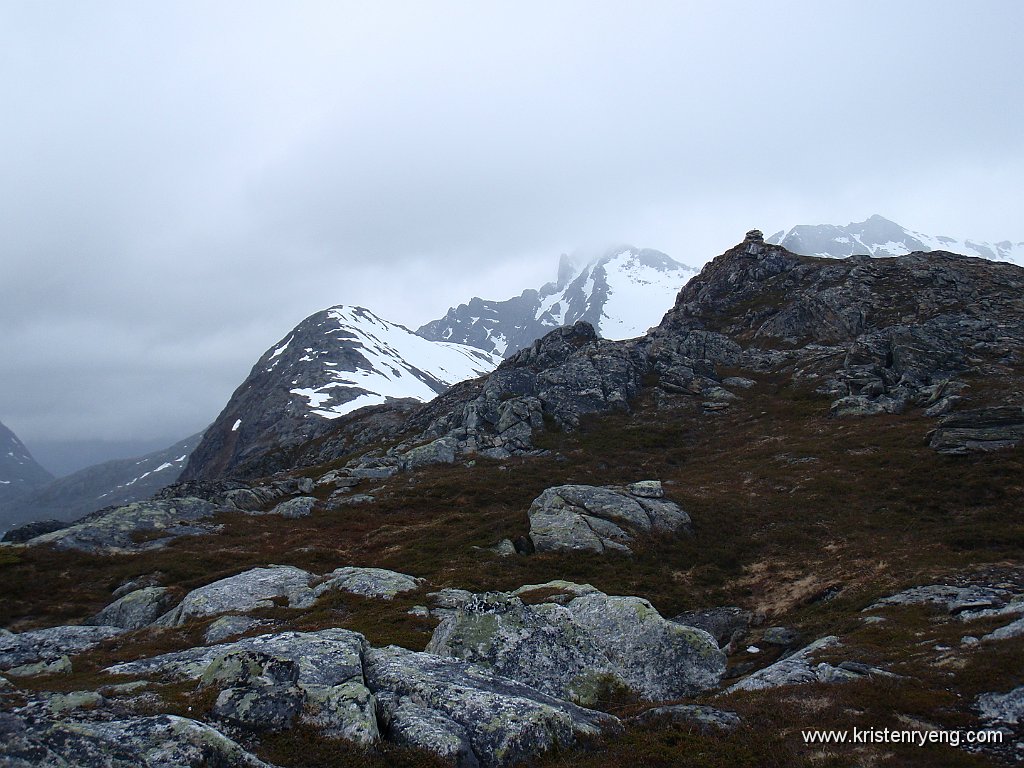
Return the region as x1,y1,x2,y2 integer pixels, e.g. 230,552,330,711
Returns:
767,214,1024,266
0,420,53,506
417,247,698,358
0,431,203,533
181,305,501,481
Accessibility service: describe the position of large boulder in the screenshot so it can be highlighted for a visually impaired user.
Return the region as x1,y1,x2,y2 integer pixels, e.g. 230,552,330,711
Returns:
154,566,316,626
365,645,619,768
528,481,691,554
928,406,1024,455
19,497,220,554
89,587,177,630
426,583,724,705
108,628,378,743
313,566,424,600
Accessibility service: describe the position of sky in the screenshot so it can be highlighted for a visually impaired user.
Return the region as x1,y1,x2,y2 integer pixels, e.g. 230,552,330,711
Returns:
2,1,1023,474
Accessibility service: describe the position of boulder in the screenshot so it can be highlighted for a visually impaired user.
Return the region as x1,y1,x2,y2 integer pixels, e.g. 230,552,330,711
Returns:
928,406,1024,454
726,637,898,692
365,645,619,768
19,497,220,554
90,587,177,630
108,628,378,743
154,566,316,626
264,496,317,518
868,584,1012,615
0,625,125,672
426,584,724,705
400,436,458,469
313,566,423,600
203,650,304,732
671,607,754,649
0,711,272,767
528,482,691,555
203,615,266,645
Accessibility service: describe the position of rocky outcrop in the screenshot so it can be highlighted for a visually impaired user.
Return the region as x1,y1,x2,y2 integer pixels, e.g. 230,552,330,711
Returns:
632,704,741,732
154,566,316,626
89,587,177,630
426,583,724,705
0,625,125,674
927,406,1024,454
868,584,1015,615
671,607,754,651
527,481,691,554
366,645,619,768
19,497,220,554
0,711,272,767
727,636,898,692
977,685,1024,725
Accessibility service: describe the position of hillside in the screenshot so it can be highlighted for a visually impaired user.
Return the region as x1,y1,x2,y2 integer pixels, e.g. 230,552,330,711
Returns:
1,233,1021,768
0,421,53,508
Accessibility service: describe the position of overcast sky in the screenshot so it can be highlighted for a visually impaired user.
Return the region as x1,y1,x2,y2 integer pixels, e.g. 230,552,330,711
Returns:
2,1,1023,472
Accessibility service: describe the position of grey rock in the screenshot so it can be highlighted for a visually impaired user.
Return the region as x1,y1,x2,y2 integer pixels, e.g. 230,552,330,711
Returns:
203,615,266,644
671,607,753,649
869,584,1011,614
728,636,841,691
313,566,423,600
365,644,619,768
90,587,176,630
528,482,691,555
19,497,220,554
928,406,1024,454
977,686,1024,725
5,655,73,678
264,495,317,518
108,628,379,743
1,519,68,544
427,586,724,705
400,436,458,469
203,650,304,732
0,625,125,671
154,565,316,626
982,616,1024,642
761,626,801,646
329,493,376,507
0,712,272,767
111,572,164,600
46,690,105,715
632,704,741,732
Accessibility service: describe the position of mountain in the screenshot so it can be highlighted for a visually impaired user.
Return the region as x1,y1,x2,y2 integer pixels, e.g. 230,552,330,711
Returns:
0,420,53,506
417,246,698,357
0,431,203,534
767,214,1024,266
181,305,501,481
5,234,1023,768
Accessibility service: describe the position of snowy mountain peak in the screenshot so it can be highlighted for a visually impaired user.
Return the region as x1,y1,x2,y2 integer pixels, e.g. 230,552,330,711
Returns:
418,246,698,358
182,304,501,480
767,215,1024,266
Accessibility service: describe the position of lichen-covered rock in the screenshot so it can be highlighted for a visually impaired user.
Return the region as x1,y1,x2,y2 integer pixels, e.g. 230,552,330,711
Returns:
400,436,458,469
527,482,691,554
313,566,423,600
107,628,378,743
365,645,619,768
153,566,316,626
20,497,220,554
203,649,304,732
0,711,272,767
90,587,177,630
203,615,266,645
0,625,125,672
727,636,843,692
264,496,317,518
427,585,724,704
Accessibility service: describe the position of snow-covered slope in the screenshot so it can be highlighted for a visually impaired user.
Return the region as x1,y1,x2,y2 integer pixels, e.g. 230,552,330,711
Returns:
182,306,501,480
0,432,203,533
0,421,53,507
767,215,1024,266
418,247,698,357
